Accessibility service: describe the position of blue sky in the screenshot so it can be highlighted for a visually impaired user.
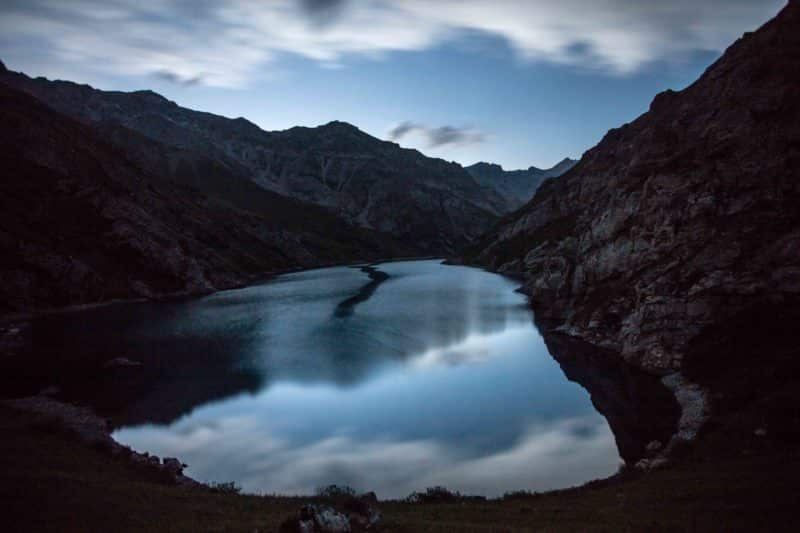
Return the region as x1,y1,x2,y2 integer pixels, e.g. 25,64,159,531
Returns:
0,0,786,169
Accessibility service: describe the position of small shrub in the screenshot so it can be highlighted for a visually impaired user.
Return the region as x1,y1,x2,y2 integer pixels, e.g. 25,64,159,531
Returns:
210,481,242,494
315,484,357,499
406,486,462,504
502,490,540,501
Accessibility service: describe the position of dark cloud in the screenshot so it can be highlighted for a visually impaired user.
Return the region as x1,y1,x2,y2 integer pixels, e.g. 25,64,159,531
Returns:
152,69,204,86
301,0,347,13
0,0,785,86
427,125,486,148
388,121,421,140
389,122,485,148
300,0,348,26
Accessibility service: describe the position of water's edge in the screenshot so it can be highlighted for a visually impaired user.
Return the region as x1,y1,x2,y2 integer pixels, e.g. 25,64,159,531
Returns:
0,256,444,323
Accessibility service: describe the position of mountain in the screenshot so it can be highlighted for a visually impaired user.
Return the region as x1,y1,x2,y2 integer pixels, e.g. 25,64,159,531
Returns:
0,83,419,315
464,2,800,443
465,158,577,209
0,67,508,254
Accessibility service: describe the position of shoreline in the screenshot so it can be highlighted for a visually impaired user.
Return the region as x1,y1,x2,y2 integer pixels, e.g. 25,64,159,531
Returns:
1,262,797,529
1,390,625,500
0,255,445,324
2,256,713,512
3,255,703,477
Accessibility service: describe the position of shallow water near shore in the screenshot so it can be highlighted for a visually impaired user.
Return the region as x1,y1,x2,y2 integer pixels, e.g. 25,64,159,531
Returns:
31,260,621,498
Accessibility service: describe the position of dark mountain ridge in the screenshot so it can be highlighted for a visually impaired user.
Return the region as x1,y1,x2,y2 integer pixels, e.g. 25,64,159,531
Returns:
0,66,508,254
0,83,413,315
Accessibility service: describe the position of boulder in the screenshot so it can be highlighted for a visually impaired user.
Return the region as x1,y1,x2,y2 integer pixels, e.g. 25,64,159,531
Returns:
280,493,381,532
645,440,663,453
343,492,381,530
162,457,185,476
280,505,351,533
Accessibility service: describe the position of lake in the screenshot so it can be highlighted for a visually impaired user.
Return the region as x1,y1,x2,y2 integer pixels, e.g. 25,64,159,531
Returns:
30,260,621,498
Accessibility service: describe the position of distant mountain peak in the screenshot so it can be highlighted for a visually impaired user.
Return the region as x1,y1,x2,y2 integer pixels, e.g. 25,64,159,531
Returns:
130,89,171,104
320,120,359,131
466,157,576,209
0,64,509,254
0,59,6,72
470,162,504,172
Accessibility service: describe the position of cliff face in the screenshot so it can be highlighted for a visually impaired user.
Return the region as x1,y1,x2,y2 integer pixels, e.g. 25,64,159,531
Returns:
0,68,506,254
0,85,411,315
466,2,800,375
465,158,577,210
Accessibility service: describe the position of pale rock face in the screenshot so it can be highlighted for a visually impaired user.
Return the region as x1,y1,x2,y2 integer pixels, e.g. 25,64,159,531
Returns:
465,2,800,376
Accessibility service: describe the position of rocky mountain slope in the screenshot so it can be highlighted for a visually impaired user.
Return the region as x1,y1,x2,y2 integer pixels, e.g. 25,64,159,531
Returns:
465,1,800,379
0,83,412,315
0,66,507,254
466,158,576,209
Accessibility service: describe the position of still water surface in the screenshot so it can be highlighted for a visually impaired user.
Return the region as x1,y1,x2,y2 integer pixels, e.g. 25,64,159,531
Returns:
43,260,621,498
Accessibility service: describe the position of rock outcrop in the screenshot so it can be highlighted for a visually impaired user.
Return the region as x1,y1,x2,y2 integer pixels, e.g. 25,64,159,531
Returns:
280,493,382,532
466,2,800,377
466,158,577,210
0,69,507,255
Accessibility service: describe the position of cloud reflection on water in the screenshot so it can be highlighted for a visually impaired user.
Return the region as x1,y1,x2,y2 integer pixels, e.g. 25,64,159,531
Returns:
409,326,532,369
116,412,618,499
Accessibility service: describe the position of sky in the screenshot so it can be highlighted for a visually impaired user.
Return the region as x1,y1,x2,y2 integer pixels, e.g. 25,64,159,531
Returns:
0,0,786,169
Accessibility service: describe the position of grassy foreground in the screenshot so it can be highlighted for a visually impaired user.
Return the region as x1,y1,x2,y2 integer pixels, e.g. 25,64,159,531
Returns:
1,405,799,532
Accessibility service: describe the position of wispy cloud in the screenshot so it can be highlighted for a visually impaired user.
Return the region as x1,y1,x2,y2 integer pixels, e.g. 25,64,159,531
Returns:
152,69,205,86
0,0,784,87
389,121,486,148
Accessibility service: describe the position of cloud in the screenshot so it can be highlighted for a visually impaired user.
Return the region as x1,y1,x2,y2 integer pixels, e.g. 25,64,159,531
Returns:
388,121,419,140
389,121,486,148
0,0,784,87
152,69,204,86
